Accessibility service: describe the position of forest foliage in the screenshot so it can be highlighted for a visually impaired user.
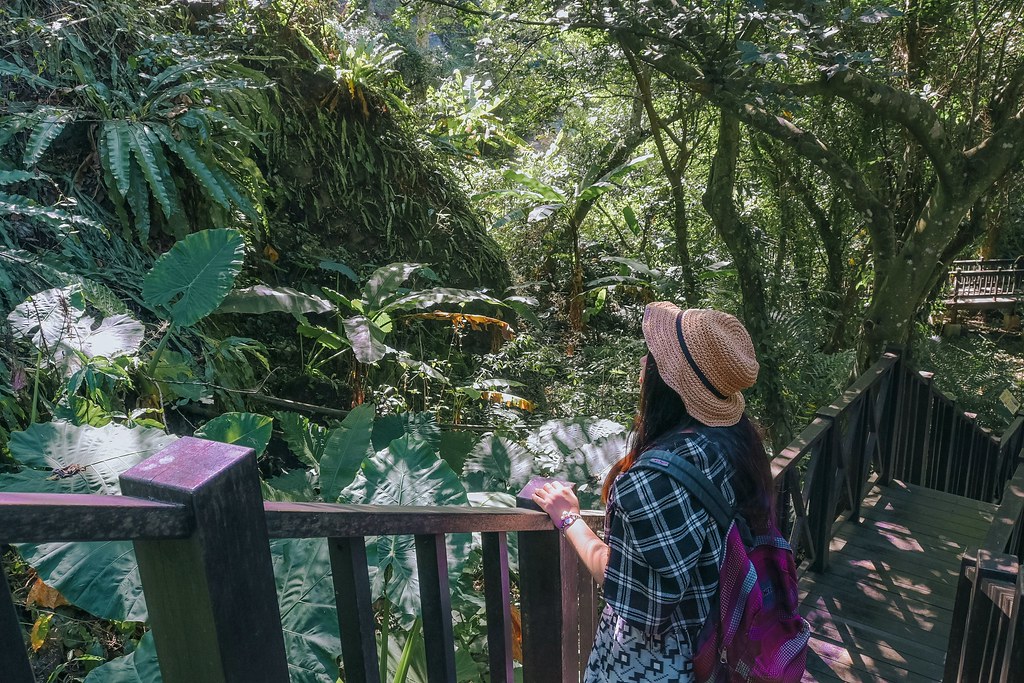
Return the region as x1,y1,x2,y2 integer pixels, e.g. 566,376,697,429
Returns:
2,0,1024,680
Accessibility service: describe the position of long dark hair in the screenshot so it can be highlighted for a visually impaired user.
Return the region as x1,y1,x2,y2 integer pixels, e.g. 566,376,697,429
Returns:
602,355,775,532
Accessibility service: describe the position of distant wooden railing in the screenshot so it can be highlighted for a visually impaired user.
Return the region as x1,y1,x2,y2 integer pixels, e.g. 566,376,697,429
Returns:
945,258,1024,321
944,464,1024,682
2,351,1023,682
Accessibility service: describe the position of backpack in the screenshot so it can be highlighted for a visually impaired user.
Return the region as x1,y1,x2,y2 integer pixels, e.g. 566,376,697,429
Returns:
635,447,810,683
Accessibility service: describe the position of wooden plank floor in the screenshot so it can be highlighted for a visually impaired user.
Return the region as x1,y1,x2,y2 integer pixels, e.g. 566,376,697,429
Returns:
800,480,996,682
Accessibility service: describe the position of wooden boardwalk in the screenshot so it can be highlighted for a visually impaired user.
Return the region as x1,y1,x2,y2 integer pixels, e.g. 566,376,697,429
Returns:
800,480,996,682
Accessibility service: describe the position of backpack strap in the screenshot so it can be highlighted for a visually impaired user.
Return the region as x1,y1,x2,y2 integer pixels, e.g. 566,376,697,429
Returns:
635,448,734,533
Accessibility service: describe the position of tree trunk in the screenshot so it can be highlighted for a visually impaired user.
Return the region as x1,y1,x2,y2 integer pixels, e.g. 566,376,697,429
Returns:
703,112,793,450
857,188,976,366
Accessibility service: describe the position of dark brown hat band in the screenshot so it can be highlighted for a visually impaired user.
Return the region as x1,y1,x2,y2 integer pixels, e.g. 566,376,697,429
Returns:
675,312,727,400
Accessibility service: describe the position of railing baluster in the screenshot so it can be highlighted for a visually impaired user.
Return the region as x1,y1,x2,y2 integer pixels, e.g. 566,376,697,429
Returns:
120,437,289,683
481,532,514,683
0,560,34,683
329,537,381,683
945,551,977,682
517,490,576,683
807,429,835,573
415,534,457,683
921,374,937,485
998,570,1022,683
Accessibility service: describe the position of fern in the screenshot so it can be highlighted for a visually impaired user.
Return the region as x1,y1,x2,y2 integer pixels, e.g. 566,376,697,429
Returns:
100,122,133,197
152,125,230,210
126,166,151,243
23,108,76,166
0,170,39,185
126,124,173,218
0,191,101,230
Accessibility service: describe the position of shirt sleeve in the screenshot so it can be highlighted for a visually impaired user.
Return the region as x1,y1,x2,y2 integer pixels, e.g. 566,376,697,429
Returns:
602,466,712,636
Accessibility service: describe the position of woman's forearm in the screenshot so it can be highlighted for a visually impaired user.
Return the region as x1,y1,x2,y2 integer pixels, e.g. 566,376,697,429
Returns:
564,519,610,583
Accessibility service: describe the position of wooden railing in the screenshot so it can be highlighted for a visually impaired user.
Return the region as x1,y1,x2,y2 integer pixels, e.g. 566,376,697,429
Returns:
944,464,1024,682
0,437,604,683
2,351,1023,681
945,259,1024,319
770,351,1024,573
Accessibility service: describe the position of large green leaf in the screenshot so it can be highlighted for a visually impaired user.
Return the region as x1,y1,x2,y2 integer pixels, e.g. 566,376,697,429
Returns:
342,315,387,364
7,421,178,495
526,417,625,473
262,468,317,502
8,285,86,351
24,108,75,166
339,435,471,627
8,286,144,372
271,538,341,683
362,262,425,309
275,411,329,469
319,403,374,503
84,631,161,683
194,412,274,457
382,287,504,313
142,228,245,326
370,412,441,453
525,418,627,508
70,313,145,364
502,170,566,203
462,435,535,493
3,422,176,622
18,540,146,622
216,285,333,317
101,121,133,197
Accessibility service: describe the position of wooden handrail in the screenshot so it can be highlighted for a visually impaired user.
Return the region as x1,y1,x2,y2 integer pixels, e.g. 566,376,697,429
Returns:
945,465,1024,682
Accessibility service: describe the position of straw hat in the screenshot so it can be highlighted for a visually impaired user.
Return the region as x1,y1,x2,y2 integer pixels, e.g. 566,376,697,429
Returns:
642,302,759,427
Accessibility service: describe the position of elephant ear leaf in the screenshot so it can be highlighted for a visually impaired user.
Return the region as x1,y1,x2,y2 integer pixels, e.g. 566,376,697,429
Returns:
6,421,177,495
362,262,425,309
142,228,245,326
83,631,162,683
319,403,375,503
2,422,177,624
339,435,471,627
462,435,534,493
195,412,274,457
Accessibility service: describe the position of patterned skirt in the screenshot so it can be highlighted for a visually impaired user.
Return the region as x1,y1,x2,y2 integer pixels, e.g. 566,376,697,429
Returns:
584,605,695,683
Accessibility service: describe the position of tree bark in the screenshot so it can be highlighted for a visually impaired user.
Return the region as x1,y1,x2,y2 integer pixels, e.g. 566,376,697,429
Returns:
703,111,793,450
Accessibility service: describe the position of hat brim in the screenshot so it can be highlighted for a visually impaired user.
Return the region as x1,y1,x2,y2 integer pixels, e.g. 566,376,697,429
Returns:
642,303,746,427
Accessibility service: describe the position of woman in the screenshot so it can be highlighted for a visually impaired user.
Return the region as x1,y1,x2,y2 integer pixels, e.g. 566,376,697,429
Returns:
532,302,775,682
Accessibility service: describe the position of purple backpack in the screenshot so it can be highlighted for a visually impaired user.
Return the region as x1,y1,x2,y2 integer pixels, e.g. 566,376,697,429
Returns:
636,450,810,682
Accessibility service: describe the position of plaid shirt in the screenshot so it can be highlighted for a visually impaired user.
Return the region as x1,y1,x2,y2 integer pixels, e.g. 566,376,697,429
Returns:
603,430,736,643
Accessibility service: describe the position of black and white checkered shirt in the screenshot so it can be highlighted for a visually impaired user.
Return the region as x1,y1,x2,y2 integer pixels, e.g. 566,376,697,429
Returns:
603,430,737,643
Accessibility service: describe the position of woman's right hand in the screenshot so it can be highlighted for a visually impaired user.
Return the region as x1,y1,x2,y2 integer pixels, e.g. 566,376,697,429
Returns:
531,481,581,528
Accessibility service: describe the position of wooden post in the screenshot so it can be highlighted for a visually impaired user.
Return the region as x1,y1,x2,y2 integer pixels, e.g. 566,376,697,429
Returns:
481,532,514,683
999,570,1023,683
807,422,836,573
516,486,577,683
329,537,380,683
944,551,977,683
119,437,289,683
874,356,899,487
415,533,457,683
0,561,34,683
